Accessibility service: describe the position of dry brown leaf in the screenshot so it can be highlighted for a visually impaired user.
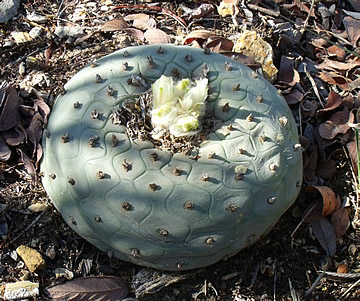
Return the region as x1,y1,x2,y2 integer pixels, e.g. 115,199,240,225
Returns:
124,13,149,22
347,141,358,175
305,185,337,216
278,56,300,86
318,107,354,140
101,18,129,32
132,18,156,30
316,91,342,115
0,85,21,131
18,149,36,182
331,207,350,238
311,217,337,257
327,45,346,61
317,159,337,179
316,58,360,71
304,147,317,181
284,88,304,105
0,135,11,161
206,37,233,52
123,28,144,41
183,30,220,45
318,71,349,90
144,28,171,44
2,128,25,146
45,276,128,300
343,16,360,45
190,3,214,19
283,0,315,17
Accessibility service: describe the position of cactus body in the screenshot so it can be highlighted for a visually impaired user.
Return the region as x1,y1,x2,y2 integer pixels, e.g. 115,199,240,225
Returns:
41,45,302,271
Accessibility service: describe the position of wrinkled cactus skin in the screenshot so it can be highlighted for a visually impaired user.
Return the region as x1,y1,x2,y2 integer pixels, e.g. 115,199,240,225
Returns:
41,45,302,271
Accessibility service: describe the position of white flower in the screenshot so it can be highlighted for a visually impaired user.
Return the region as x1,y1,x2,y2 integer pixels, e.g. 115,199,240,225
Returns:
152,75,175,107
150,75,209,136
169,115,199,136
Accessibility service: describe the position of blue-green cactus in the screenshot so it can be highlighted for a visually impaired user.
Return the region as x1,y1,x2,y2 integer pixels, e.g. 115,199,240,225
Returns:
40,45,302,271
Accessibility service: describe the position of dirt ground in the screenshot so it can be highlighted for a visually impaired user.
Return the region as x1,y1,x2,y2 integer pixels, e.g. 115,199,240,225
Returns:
1,0,360,300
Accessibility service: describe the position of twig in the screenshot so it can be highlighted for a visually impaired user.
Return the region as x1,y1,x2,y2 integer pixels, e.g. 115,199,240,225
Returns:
10,209,48,242
303,271,325,297
302,0,315,31
340,278,360,298
304,64,325,108
247,4,280,17
321,270,360,280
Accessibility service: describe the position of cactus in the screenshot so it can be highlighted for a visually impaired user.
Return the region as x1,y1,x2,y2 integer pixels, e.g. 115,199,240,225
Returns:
40,45,302,271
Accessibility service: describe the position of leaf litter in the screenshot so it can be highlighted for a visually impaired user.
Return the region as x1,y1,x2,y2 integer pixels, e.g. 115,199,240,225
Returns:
1,0,360,300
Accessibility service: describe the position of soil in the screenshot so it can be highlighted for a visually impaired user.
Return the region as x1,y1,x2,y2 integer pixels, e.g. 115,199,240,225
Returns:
1,0,360,300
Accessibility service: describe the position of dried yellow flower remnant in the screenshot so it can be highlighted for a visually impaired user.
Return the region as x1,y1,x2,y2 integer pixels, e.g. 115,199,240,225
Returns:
232,30,278,82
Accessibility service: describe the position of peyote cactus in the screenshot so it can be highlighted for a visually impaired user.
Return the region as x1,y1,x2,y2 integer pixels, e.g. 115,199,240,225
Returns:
40,45,302,271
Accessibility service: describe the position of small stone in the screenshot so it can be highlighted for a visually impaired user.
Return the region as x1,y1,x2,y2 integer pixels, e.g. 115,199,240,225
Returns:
29,27,43,39
16,245,46,273
19,62,25,75
246,114,254,122
4,281,39,300
54,26,85,39
28,203,47,212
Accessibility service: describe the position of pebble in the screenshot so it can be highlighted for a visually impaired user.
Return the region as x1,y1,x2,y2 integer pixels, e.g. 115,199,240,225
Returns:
28,203,48,212
4,281,39,300
26,11,47,23
54,26,85,39
18,62,25,75
16,245,46,273
29,27,43,39
0,0,21,23
10,32,32,44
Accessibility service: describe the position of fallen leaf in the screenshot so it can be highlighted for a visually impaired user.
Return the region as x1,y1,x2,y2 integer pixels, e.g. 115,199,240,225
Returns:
316,58,360,72
317,159,337,179
144,28,171,44
331,207,350,238
311,217,337,257
0,85,21,131
0,135,11,161
205,37,233,52
123,28,144,41
2,128,25,146
327,45,346,61
305,185,337,216
101,18,129,32
348,0,360,12
45,276,128,300
18,149,36,182
284,88,304,105
183,29,219,45
190,3,214,19
283,0,315,17
34,96,50,125
318,107,354,140
347,141,358,175
318,71,349,90
124,13,149,22
343,16,360,45
278,56,300,86
304,147,317,181
132,18,156,30
316,91,342,115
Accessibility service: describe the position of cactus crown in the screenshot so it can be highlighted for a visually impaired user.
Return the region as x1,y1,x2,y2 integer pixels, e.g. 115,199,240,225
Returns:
151,75,208,136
